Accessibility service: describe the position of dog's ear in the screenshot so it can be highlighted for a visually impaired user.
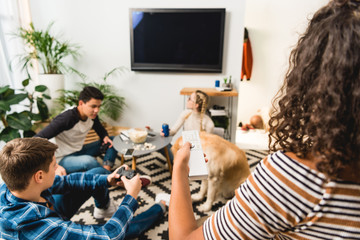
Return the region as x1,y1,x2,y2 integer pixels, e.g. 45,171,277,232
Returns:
171,136,183,156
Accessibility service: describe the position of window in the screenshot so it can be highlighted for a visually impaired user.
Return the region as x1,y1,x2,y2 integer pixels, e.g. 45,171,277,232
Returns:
0,0,31,88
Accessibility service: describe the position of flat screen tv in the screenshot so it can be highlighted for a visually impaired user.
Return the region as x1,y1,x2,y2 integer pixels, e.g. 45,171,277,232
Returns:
129,8,226,72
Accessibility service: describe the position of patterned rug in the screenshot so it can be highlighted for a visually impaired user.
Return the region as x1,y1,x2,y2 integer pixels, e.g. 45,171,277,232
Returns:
71,149,268,239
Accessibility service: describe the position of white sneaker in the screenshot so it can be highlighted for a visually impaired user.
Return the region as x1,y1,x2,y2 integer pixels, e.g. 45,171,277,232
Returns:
93,199,117,219
155,193,171,207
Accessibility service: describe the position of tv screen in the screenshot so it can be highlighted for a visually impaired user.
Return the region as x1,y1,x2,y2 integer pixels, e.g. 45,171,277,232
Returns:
129,8,226,72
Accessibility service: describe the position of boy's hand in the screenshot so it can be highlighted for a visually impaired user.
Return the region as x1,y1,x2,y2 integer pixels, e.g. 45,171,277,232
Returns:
107,164,130,186
55,165,67,176
121,174,142,199
103,136,113,148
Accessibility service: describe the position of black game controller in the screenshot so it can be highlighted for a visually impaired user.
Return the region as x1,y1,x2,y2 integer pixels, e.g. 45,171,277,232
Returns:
116,167,136,181
100,142,111,153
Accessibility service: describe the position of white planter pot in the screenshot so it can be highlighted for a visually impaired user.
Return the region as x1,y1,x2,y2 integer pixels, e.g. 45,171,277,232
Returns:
38,74,64,114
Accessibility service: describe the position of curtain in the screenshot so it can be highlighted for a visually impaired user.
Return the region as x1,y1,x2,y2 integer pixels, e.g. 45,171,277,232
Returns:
0,0,32,88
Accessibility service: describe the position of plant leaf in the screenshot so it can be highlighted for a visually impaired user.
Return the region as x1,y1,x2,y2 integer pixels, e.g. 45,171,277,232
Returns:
0,127,21,142
0,85,10,95
42,94,51,99
37,98,49,121
30,112,42,121
2,88,14,99
0,101,10,111
7,112,32,130
5,93,28,105
35,85,48,92
22,78,30,87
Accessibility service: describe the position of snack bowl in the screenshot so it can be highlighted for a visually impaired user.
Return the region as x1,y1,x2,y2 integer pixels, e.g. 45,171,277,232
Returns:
129,130,148,144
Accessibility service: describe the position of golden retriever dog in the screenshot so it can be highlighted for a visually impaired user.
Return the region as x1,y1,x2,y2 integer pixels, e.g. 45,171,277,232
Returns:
172,132,250,212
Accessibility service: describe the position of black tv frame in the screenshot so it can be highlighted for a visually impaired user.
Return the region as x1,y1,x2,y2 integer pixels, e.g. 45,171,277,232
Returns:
129,8,226,73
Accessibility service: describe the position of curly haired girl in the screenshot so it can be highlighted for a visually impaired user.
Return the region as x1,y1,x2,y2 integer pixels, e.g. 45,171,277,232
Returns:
170,1,360,239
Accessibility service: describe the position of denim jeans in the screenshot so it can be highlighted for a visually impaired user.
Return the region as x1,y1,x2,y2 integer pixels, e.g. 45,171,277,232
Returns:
52,167,164,238
125,203,164,239
59,136,117,174
52,167,111,220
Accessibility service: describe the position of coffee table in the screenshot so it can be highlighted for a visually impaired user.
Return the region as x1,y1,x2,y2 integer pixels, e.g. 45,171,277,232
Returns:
112,132,173,174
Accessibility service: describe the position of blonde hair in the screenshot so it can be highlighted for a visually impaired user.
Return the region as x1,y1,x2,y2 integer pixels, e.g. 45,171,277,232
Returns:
195,90,209,131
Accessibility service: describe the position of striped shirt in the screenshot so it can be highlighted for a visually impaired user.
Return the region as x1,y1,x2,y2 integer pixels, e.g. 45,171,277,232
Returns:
203,151,360,239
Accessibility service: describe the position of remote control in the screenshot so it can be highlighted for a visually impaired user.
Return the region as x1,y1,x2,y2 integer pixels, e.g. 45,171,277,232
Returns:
116,167,136,181
182,130,208,180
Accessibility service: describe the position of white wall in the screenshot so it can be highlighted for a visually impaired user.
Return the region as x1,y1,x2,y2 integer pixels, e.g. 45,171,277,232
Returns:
29,0,330,143
29,0,245,142
238,0,328,125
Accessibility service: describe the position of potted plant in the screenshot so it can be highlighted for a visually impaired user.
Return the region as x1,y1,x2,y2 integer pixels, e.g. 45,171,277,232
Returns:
15,22,81,113
0,80,50,143
55,67,126,122
222,75,232,89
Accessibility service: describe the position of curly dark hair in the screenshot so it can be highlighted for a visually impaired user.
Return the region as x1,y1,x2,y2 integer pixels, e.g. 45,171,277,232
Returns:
269,0,360,178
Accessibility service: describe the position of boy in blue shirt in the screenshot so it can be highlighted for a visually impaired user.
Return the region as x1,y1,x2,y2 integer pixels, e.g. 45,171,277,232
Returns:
0,137,167,239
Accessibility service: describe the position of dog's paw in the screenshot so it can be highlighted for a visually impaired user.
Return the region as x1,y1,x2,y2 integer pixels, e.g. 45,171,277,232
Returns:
198,202,212,212
191,193,204,202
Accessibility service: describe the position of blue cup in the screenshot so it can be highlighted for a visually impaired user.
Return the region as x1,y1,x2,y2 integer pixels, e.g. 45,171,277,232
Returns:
215,80,220,87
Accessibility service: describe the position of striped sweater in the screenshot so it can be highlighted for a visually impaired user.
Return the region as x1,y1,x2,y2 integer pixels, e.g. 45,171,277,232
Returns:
203,151,360,239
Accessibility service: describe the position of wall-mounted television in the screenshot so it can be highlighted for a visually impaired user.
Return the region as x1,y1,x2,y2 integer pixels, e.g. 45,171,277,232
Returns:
129,8,226,73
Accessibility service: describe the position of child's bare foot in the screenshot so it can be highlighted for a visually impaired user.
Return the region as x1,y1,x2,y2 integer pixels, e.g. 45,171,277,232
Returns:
103,165,111,171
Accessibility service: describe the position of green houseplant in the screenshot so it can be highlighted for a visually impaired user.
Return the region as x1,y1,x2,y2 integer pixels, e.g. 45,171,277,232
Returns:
222,75,232,89
16,22,80,74
55,67,126,121
0,80,49,142
15,22,81,113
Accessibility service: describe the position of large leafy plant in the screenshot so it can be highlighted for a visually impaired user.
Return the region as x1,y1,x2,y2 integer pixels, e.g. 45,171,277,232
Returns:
0,80,49,142
55,67,126,121
16,22,80,74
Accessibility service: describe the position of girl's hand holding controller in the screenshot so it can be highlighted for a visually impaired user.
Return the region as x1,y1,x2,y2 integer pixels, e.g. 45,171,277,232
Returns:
174,142,208,172
173,142,191,171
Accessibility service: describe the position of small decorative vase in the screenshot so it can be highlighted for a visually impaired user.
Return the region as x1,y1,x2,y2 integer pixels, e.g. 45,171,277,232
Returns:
222,83,232,89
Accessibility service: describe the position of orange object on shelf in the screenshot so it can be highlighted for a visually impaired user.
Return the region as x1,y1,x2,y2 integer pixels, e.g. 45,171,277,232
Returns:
241,28,253,81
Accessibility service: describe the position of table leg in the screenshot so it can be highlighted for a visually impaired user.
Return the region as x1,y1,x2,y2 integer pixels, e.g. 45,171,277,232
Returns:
163,146,172,175
121,154,125,165
132,156,137,170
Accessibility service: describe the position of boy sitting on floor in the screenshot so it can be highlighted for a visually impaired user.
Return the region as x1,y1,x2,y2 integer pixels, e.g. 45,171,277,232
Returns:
0,137,169,239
